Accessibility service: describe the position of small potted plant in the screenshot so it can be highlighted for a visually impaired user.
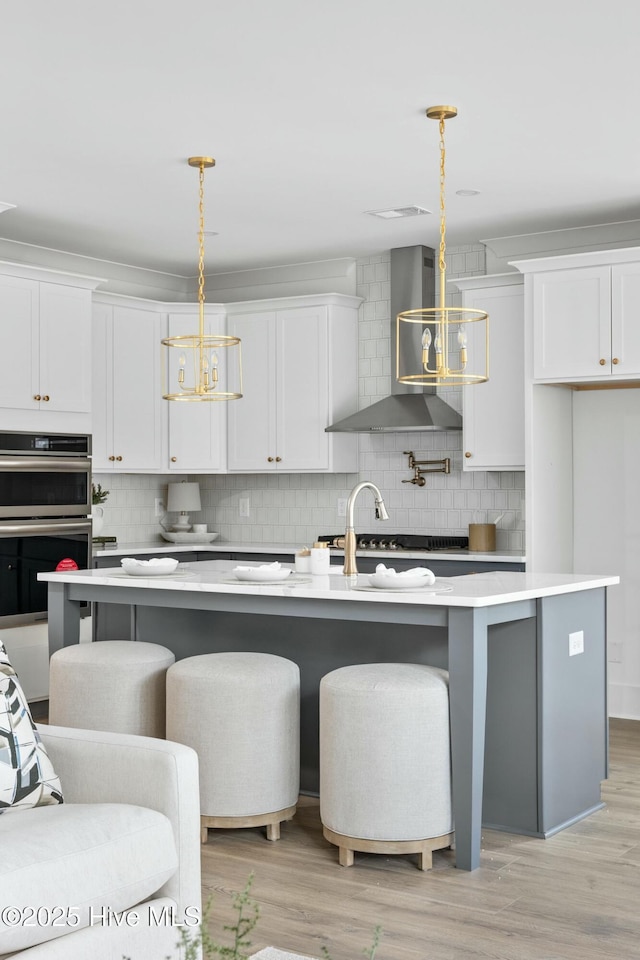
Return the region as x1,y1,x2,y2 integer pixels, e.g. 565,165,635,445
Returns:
91,483,109,536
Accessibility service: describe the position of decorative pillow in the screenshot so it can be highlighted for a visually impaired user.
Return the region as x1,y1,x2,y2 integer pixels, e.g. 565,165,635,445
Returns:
0,639,63,813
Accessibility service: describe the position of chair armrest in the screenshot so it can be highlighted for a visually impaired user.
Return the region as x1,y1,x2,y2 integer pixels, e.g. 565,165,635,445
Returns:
38,724,201,918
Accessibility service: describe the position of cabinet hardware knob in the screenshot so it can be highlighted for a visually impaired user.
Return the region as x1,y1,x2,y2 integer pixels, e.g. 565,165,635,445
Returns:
116,456,123,462
34,394,41,401
43,395,50,401
108,456,115,461
613,357,620,365
267,457,274,462
465,452,472,458
275,456,282,462
171,456,177,462
599,358,606,365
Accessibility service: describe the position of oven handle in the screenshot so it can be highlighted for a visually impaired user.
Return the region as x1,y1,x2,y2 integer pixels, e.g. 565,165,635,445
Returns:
0,519,93,536
0,457,92,472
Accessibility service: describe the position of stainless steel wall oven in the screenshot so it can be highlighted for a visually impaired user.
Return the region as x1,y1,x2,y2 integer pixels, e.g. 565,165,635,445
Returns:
0,432,92,626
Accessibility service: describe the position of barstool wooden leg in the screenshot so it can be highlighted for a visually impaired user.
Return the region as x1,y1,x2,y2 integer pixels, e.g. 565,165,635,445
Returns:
266,822,280,841
201,824,209,844
339,846,354,867
417,849,432,871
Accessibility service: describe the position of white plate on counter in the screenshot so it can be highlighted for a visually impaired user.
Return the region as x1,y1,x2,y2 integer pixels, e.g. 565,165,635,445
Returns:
109,569,194,580
354,580,454,594
232,566,292,583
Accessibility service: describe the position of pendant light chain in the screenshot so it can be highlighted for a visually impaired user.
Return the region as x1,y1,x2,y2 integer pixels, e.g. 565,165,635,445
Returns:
438,115,447,313
197,160,206,336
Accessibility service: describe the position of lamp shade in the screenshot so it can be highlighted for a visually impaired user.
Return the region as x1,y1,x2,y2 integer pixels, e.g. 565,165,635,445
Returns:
167,482,201,514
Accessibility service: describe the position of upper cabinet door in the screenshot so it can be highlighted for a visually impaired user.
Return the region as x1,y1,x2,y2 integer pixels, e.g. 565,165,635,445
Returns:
93,302,163,472
275,306,329,471
532,266,611,380
39,282,92,413
611,261,640,377
166,310,227,472
227,312,277,471
460,278,524,471
111,307,163,471
0,275,39,410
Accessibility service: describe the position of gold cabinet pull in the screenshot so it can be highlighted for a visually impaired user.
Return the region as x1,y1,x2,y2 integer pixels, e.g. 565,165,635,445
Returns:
34,394,41,401
613,357,620,365
42,395,50,402
267,456,274,462
116,456,123,462
465,451,472,458
275,456,282,462
171,456,177,462
108,456,115,462
599,358,607,365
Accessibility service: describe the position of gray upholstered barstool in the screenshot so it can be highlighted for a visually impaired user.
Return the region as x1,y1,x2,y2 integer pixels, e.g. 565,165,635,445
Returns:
320,662,454,871
166,652,300,843
48,640,175,737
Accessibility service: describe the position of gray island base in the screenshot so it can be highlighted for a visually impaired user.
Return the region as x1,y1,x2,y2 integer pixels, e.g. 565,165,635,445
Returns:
41,560,618,871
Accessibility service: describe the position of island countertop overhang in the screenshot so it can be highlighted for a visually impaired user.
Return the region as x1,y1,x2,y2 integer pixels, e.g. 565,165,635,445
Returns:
39,561,619,609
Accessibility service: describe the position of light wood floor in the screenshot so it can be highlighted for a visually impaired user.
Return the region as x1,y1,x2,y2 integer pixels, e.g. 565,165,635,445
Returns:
201,719,640,960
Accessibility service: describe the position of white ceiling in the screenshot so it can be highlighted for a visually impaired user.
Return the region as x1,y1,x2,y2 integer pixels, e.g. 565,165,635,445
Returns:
2,0,639,276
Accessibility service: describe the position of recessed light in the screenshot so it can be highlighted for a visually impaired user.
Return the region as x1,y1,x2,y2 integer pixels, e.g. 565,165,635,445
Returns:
455,189,480,197
0,202,16,214
365,205,432,219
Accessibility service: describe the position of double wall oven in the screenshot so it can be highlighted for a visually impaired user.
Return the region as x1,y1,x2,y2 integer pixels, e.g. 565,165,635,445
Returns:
0,431,92,626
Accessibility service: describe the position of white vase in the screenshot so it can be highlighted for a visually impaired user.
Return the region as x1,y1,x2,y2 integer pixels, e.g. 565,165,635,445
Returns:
92,506,104,537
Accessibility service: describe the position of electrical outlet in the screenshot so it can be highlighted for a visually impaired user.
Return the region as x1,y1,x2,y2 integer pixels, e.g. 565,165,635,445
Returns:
569,631,584,657
154,498,164,517
239,497,250,518
337,498,347,518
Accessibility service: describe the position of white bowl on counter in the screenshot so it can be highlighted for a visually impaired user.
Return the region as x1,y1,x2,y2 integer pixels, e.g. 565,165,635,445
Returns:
121,557,180,576
232,565,292,583
367,568,436,590
160,531,219,543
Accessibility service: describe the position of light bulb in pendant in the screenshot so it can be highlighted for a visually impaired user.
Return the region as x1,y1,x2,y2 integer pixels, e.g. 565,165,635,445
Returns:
457,327,468,366
421,328,431,370
211,351,219,387
178,353,186,385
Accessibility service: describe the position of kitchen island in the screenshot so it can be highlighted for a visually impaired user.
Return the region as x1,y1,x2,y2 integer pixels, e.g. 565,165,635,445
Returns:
41,560,618,871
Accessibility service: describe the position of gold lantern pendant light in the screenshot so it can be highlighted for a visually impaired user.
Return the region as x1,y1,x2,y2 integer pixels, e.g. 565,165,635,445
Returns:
162,157,243,401
396,106,489,387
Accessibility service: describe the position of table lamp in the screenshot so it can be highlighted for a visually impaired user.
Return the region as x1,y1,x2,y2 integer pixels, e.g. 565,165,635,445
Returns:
166,481,201,531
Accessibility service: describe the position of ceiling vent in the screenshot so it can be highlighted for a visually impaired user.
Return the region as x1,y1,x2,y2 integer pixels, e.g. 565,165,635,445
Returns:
366,205,431,220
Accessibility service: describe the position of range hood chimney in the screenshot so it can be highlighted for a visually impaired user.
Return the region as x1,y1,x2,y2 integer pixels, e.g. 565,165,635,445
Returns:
326,245,462,432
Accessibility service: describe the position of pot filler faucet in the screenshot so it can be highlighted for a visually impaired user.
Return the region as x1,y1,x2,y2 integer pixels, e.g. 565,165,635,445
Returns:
343,481,389,576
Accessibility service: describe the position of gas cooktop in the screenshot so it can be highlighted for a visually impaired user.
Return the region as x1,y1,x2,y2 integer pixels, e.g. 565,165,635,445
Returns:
318,533,469,552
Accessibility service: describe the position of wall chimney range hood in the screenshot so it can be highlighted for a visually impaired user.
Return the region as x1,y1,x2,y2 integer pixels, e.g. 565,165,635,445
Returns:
326,245,462,432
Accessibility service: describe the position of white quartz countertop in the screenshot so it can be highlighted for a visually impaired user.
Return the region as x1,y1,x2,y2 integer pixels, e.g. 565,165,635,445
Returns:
42,559,617,608
94,540,526,564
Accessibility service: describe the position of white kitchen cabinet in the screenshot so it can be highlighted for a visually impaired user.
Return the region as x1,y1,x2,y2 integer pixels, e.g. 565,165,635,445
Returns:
226,295,359,473
92,297,163,472
513,248,640,382
453,274,524,471
0,269,96,428
165,307,227,472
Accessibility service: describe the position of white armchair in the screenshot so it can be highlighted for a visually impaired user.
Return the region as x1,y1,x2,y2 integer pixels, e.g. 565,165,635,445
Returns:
1,725,201,960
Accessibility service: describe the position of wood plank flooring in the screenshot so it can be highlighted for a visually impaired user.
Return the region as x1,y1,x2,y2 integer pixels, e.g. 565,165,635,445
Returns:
201,719,640,960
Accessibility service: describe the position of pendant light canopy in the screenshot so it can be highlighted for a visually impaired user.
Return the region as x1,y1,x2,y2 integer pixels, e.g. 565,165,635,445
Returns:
162,157,243,401
396,107,489,387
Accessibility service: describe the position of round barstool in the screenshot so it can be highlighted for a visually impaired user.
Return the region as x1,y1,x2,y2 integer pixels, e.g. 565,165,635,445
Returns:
49,640,175,738
320,662,453,871
166,652,300,843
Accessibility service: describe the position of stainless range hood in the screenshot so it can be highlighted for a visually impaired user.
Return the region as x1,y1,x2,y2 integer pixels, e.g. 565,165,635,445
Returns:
326,245,462,432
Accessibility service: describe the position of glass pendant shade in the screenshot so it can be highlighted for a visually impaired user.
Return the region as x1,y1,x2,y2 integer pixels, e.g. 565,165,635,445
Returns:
396,106,489,387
